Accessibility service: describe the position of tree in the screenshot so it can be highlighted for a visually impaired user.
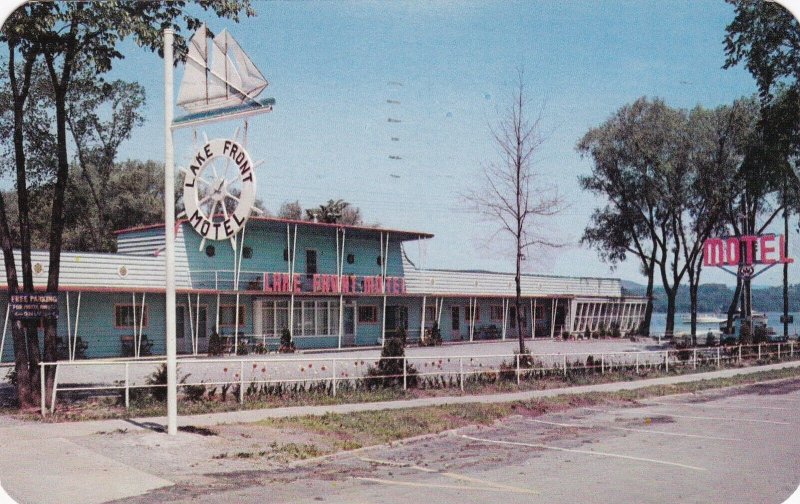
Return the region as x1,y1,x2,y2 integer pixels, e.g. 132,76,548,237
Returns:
724,1,800,336
1,1,254,408
580,98,729,338
463,71,565,354
277,200,302,220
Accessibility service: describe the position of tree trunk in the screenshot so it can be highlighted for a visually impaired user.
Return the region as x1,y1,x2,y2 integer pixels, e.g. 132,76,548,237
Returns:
689,280,698,342
726,276,742,334
784,207,789,339
664,288,676,337
515,251,524,355
642,253,656,336
41,84,71,403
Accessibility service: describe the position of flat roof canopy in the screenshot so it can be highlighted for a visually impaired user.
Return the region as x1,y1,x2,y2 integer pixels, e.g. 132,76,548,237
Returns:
115,216,434,242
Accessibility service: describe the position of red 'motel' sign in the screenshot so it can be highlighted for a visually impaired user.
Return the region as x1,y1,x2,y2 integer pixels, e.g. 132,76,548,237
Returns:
703,234,793,267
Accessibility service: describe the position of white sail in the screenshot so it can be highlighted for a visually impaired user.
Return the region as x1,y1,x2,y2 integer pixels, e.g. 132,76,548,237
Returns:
176,25,210,108
177,25,268,113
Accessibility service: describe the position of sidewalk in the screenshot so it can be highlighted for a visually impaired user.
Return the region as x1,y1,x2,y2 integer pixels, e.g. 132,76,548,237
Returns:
8,359,800,439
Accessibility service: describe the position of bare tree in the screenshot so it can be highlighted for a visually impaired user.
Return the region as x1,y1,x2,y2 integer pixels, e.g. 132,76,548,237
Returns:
463,71,565,354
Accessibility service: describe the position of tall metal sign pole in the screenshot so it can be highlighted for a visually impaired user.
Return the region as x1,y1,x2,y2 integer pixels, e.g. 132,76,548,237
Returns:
164,23,273,436
163,28,178,436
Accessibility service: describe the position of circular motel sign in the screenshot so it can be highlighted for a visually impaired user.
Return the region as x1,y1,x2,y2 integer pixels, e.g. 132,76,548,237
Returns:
182,138,257,241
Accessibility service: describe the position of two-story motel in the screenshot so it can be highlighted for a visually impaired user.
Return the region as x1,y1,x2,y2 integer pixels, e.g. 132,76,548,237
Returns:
0,217,648,360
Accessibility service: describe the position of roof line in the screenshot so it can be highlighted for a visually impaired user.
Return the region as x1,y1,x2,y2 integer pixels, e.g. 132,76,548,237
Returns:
410,267,621,283
114,216,434,239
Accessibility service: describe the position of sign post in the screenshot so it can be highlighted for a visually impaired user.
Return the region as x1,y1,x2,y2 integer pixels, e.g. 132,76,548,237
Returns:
164,28,178,436
162,24,273,435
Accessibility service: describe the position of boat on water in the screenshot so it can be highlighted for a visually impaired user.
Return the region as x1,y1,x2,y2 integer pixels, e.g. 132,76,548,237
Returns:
680,313,727,324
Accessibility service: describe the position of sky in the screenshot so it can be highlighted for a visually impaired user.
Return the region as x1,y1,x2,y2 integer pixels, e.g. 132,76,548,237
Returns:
5,0,800,287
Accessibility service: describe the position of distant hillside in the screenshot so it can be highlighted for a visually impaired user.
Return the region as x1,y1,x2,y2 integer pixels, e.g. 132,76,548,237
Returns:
621,281,800,313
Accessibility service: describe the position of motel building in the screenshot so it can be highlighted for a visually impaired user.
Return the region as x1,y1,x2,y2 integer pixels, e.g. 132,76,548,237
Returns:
0,217,648,361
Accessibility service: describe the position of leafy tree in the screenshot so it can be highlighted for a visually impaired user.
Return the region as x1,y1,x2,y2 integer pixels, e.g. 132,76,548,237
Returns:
463,71,566,354
1,1,254,408
277,200,302,220
724,1,800,335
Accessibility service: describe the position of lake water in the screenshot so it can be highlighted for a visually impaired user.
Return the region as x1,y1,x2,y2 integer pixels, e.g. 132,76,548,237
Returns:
649,312,800,336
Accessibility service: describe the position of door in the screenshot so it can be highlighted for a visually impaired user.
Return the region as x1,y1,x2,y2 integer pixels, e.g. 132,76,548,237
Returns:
306,249,318,282
385,306,408,338
451,306,460,340
343,304,356,346
179,304,208,354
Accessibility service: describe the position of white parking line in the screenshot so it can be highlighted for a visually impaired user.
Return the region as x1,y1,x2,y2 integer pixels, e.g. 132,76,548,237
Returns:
647,401,792,411
526,418,740,442
355,477,539,494
460,434,707,471
356,456,538,494
582,407,791,426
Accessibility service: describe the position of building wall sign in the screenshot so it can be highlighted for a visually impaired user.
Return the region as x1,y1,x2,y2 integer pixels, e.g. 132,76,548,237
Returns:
703,234,793,267
262,272,406,295
182,138,256,241
10,293,59,319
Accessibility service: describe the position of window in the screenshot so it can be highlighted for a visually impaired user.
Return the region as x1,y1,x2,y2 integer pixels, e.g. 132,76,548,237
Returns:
256,300,340,337
205,245,215,257
490,305,504,321
219,305,246,327
358,305,378,323
115,304,148,328
347,254,355,264
242,246,252,259
176,306,185,338
306,249,318,274
376,256,382,266
465,305,480,321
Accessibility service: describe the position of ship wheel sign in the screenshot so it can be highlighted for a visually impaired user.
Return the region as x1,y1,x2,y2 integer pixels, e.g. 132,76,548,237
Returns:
174,25,271,251
178,137,262,250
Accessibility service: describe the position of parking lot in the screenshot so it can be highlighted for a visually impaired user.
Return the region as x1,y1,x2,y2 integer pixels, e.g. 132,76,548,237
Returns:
111,376,800,504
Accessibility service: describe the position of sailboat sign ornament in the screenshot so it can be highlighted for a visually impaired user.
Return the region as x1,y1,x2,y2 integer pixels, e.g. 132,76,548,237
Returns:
174,25,272,250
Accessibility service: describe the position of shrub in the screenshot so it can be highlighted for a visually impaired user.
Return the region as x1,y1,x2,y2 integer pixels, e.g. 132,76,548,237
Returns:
583,327,591,340
146,363,170,402
366,327,417,388
208,331,224,356
279,327,295,353
253,342,268,354
597,322,607,338
183,377,206,402
753,325,768,344
562,331,570,341
57,336,88,360
420,322,442,347
610,322,621,339
121,335,152,357
740,322,753,346
705,331,716,347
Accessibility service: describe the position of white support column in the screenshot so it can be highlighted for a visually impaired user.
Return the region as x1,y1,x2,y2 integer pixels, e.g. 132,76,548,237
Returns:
163,27,178,436
195,293,200,355
501,298,508,340
420,295,427,342
337,228,346,349
532,299,537,339
186,293,195,354
234,292,240,354
470,297,476,342
137,292,145,357
66,292,72,359
132,293,138,358
381,295,387,346
568,299,577,334
215,293,221,333
550,298,556,339
0,303,9,363
436,297,444,328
